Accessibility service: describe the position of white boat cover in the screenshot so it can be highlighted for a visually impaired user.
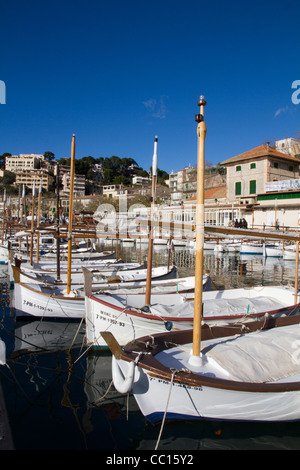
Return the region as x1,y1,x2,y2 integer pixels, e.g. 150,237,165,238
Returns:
205,325,300,383
149,295,288,319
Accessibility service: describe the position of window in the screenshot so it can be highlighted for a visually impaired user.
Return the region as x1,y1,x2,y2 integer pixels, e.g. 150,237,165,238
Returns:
289,166,294,172
249,180,256,194
274,162,279,168
236,165,241,171
235,181,241,195
250,163,256,169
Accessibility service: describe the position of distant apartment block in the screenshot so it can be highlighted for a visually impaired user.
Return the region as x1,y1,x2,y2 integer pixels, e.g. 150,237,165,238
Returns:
103,184,128,199
132,175,151,185
5,153,45,172
168,165,197,204
14,169,54,191
61,172,85,197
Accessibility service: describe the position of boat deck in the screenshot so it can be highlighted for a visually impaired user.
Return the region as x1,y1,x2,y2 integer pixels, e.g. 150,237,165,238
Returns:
156,325,300,384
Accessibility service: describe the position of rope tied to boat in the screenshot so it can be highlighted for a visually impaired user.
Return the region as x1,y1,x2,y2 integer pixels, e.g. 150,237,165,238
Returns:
155,368,179,451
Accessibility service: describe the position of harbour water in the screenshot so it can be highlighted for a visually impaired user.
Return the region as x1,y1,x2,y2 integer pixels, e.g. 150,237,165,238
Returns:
1,243,300,451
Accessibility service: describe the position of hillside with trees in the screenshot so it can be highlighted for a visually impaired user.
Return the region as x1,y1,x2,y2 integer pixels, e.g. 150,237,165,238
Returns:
0,151,169,196
57,154,168,186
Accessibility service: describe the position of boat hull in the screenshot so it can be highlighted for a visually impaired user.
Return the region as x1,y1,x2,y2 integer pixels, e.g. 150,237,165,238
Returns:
13,283,84,319
85,285,300,347
119,357,300,423
107,315,300,424
240,244,263,255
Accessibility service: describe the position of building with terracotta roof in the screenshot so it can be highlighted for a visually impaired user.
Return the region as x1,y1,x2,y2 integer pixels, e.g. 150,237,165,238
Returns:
220,143,300,204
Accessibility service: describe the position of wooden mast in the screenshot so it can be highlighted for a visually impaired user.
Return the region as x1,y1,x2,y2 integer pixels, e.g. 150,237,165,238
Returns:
56,163,61,281
1,189,6,244
29,180,36,265
67,134,76,295
36,180,42,263
144,136,158,308
190,96,207,364
21,184,26,225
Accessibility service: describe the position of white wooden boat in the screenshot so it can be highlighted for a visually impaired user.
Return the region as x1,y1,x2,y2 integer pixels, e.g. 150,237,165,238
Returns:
102,313,300,423
12,267,206,319
12,263,177,287
220,240,241,253
85,284,300,348
283,245,300,260
102,97,300,425
120,238,135,246
10,248,115,263
11,258,144,275
240,243,263,255
171,239,188,247
153,238,168,245
265,244,284,258
0,243,8,264
203,240,216,250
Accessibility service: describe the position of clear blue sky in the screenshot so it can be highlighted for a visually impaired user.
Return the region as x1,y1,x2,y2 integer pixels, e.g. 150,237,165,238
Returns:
1,0,299,173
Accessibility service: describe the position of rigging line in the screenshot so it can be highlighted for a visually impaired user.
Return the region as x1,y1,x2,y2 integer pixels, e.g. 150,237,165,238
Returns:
126,392,129,421
5,363,34,404
68,314,85,353
155,368,178,451
92,379,114,404
73,304,133,364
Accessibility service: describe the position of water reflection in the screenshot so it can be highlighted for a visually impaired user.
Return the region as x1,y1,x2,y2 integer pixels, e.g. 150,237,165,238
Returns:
108,242,297,291
1,248,300,450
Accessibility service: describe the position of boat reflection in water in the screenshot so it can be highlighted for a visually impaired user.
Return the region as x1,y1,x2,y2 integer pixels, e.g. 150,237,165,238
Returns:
1,247,300,449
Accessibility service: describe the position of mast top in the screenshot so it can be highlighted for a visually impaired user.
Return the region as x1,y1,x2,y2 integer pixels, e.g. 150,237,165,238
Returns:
195,95,206,123
197,95,206,107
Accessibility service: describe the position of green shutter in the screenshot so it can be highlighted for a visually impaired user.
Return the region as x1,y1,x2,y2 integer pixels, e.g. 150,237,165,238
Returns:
235,181,241,195
249,180,256,194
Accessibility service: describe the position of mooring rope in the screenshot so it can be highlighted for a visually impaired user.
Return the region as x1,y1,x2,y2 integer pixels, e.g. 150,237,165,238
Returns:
155,368,178,451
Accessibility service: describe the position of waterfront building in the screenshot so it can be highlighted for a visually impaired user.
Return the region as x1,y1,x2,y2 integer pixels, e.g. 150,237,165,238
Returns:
220,143,300,204
141,143,300,234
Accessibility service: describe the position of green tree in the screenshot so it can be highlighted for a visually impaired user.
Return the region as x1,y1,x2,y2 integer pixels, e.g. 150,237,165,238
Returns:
113,175,131,185
2,170,16,185
103,168,114,184
44,151,55,161
0,153,11,169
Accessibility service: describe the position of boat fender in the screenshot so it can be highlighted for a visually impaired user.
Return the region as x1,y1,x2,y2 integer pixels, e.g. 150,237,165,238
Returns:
112,356,135,394
164,321,173,331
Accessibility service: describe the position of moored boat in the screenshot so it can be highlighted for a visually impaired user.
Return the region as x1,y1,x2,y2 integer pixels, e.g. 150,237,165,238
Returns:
240,242,263,255
85,284,300,348
102,96,300,426
103,312,300,423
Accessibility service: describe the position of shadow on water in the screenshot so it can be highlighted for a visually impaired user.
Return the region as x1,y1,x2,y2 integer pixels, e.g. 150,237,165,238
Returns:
0,249,300,450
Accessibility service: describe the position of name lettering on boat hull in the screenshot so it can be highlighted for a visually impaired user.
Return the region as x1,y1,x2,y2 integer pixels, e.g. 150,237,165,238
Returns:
150,376,203,392
96,310,125,328
23,299,53,313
